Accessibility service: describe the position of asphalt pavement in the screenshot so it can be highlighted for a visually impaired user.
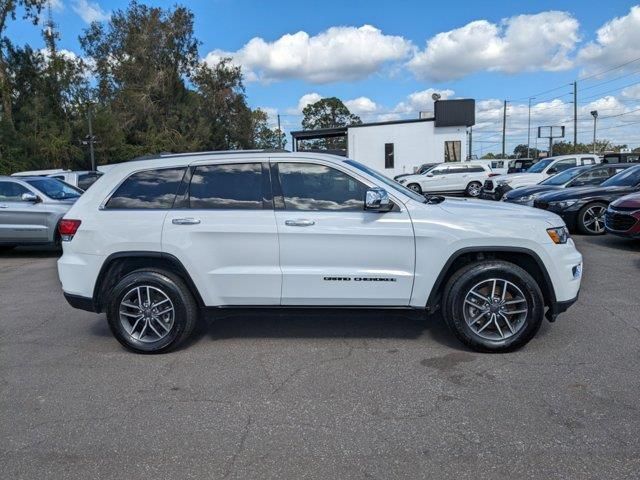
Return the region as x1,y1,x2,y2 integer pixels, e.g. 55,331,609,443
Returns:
1,236,639,479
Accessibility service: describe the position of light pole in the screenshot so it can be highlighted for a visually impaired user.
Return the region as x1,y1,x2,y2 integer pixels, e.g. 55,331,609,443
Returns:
590,110,598,155
527,97,535,159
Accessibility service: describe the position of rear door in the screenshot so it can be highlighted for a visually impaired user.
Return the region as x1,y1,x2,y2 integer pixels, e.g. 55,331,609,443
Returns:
0,180,49,243
162,161,281,306
271,157,415,306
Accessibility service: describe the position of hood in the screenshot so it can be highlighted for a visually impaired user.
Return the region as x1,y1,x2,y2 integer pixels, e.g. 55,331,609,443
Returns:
490,172,545,185
611,192,640,209
503,185,561,199
435,197,562,227
536,185,637,202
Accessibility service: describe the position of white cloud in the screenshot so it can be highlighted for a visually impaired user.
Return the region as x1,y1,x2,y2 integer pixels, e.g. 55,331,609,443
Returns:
408,11,580,82
622,84,640,100
578,6,640,76
392,88,455,115
344,97,379,114
50,0,64,11
205,25,413,84
72,0,110,24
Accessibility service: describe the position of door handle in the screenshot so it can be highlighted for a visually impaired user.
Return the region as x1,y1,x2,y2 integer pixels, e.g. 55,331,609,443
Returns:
285,219,315,227
172,217,201,225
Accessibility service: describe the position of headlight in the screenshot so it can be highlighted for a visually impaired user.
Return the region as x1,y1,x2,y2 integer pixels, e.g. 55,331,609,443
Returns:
517,194,537,203
548,200,577,210
547,226,570,244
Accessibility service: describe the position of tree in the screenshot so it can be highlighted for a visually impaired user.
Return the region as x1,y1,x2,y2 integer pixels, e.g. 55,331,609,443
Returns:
251,109,286,149
0,0,48,129
301,97,361,151
513,144,539,159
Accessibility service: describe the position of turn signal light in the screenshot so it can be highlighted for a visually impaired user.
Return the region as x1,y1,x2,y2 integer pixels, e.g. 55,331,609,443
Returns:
58,219,82,241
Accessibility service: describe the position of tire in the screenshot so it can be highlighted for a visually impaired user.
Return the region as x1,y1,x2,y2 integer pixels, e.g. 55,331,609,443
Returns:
465,181,482,197
441,260,544,353
106,268,198,354
407,183,422,194
577,202,607,235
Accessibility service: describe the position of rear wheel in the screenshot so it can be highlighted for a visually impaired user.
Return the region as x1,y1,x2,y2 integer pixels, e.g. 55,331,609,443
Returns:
465,181,482,197
407,183,422,194
106,269,198,354
577,202,607,235
442,261,544,353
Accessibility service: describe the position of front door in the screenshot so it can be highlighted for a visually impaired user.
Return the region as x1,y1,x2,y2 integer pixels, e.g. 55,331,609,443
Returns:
162,161,281,306
271,158,415,306
0,181,49,243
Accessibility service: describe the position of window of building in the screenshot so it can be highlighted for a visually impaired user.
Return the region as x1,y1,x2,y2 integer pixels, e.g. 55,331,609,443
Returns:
105,168,186,209
189,163,263,210
277,163,368,211
444,141,461,162
384,143,394,169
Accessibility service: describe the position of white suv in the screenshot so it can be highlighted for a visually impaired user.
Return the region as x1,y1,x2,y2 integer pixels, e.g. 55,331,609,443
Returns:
57,151,583,354
482,154,600,200
397,162,493,197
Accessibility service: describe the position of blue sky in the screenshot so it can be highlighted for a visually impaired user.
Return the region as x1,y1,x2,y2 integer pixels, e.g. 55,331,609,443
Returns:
7,0,640,154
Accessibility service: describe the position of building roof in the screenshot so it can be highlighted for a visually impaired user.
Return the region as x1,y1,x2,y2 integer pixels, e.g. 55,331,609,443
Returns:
290,117,436,139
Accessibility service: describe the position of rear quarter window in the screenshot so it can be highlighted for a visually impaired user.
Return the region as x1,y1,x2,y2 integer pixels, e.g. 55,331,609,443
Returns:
104,168,186,209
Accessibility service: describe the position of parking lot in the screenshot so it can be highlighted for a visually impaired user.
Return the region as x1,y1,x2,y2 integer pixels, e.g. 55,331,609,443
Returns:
0,235,639,479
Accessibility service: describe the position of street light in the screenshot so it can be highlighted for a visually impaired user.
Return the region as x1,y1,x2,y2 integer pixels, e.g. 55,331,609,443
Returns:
590,110,598,155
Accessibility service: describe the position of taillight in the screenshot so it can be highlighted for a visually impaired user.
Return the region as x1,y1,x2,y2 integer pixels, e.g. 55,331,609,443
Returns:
58,219,82,241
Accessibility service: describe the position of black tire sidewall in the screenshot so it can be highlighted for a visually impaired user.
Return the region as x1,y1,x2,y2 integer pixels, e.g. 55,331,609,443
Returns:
578,202,607,235
444,262,544,352
106,271,191,353
407,183,422,194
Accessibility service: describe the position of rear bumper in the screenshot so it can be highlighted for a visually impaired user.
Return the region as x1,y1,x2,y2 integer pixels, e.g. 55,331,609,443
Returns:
480,185,512,201
64,292,96,312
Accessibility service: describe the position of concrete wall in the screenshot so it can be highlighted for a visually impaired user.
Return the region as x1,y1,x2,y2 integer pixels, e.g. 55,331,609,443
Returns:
346,121,467,177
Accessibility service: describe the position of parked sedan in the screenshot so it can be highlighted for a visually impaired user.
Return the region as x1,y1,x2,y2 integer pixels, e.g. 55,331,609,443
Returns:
0,176,82,250
397,162,493,197
605,192,640,238
533,164,640,235
503,163,634,206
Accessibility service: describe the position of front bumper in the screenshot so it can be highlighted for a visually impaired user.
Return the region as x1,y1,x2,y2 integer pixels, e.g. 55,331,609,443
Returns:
480,185,512,201
546,292,579,322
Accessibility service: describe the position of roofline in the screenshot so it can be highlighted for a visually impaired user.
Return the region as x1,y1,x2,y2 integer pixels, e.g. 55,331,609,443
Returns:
290,117,438,139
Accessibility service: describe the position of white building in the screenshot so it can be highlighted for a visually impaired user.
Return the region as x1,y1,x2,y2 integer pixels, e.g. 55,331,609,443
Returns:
291,99,475,178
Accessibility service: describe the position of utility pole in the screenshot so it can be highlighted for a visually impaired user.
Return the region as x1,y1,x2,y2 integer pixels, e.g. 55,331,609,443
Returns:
573,82,578,151
501,100,507,159
86,107,96,171
468,126,473,159
591,110,598,155
527,97,534,158
277,114,282,149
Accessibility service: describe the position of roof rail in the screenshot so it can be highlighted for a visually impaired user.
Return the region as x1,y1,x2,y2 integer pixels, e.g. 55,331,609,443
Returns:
128,149,291,163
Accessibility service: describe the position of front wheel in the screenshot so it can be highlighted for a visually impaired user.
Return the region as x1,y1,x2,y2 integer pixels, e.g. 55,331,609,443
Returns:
465,181,482,197
442,261,544,353
407,183,422,194
577,202,607,235
106,269,198,354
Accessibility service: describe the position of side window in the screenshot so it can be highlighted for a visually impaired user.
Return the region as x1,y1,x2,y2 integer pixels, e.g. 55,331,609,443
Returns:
277,163,368,211
384,143,394,169
448,165,467,174
189,163,263,210
105,168,185,209
553,158,576,172
432,166,449,175
0,181,29,201
577,168,610,185
78,173,102,190
580,157,595,165
467,166,485,173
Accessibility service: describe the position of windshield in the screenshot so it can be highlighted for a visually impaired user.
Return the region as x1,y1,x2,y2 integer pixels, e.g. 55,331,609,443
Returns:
344,160,426,203
601,165,640,187
527,158,554,173
25,178,82,200
540,166,587,186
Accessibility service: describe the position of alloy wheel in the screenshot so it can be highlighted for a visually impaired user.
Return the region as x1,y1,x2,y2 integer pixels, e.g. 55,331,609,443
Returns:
462,278,528,341
408,184,421,193
467,182,482,197
583,205,606,234
119,285,175,343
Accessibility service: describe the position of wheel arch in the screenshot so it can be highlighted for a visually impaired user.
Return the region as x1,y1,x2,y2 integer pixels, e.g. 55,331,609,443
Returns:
92,251,205,313
426,247,556,313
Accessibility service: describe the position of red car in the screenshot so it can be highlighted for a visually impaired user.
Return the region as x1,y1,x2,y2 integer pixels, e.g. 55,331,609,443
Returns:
605,192,640,238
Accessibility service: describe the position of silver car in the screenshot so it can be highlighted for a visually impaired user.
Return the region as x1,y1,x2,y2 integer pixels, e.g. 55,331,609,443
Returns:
0,176,82,250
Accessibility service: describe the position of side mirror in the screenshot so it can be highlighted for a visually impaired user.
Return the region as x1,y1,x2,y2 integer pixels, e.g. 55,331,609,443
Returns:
365,187,393,212
21,192,40,203
547,167,558,175
426,172,434,177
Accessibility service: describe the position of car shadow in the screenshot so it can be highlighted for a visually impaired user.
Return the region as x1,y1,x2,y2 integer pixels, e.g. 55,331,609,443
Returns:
580,234,640,252
0,246,61,259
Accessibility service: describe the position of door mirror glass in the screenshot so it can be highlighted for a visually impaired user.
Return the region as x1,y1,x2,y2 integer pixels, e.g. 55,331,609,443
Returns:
365,187,393,212
21,192,39,203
